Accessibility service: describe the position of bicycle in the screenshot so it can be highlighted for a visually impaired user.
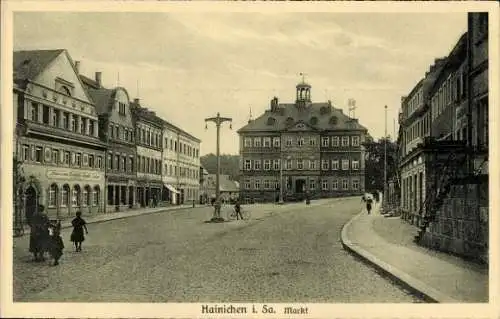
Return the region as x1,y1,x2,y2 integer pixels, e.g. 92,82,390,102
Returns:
226,206,251,221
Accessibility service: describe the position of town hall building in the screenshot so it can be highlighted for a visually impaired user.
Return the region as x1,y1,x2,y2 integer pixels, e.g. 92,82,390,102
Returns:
237,80,369,203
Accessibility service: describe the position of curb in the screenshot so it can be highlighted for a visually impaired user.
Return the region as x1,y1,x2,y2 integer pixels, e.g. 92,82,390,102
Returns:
340,210,459,303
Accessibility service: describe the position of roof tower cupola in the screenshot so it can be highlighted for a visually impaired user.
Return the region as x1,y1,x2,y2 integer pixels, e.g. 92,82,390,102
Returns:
296,73,311,108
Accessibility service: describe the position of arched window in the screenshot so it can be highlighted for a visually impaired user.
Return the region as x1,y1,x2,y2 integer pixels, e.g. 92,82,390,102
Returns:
72,185,81,207
83,185,91,207
61,184,70,207
93,186,100,206
48,184,58,207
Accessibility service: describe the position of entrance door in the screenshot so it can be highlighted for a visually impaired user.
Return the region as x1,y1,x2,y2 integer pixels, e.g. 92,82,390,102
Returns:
295,179,306,194
25,186,37,224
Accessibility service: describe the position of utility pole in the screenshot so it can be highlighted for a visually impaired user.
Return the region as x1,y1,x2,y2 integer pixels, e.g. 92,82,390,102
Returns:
384,105,388,208
205,112,232,221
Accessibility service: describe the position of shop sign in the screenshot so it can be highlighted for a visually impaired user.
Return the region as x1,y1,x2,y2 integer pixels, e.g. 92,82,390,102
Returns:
46,169,101,181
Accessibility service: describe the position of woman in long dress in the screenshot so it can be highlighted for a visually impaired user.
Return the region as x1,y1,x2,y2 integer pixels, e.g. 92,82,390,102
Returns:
29,205,50,262
70,211,88,252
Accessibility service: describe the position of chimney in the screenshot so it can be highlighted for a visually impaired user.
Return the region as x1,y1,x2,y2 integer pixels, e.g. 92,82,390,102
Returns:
74,61,80,74
95,72,102,88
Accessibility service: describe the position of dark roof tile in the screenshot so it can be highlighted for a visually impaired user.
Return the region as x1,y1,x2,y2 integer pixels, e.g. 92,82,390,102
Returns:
13,49,64,81
237,102,367,133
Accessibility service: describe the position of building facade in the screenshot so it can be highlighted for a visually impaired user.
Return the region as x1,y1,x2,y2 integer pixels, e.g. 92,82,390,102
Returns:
14,49,106,221
161,122,201,205
238,82,368,203
205,174,239,203
398,14,489,262
130,100,164,207
176,130,201,204
399,58,447,223
81,72,138,212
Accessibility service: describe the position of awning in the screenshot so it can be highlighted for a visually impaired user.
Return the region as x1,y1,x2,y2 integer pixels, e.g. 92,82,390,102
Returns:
164,184,180,194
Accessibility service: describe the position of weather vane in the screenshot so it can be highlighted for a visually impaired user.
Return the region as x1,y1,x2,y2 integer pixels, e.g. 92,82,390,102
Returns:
299,72,307,83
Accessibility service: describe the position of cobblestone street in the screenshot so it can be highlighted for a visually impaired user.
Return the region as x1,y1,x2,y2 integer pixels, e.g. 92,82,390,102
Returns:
13,198,422,302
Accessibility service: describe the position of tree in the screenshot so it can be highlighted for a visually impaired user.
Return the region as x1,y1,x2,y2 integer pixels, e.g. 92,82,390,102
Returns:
200,153,241,182
363,137,398,193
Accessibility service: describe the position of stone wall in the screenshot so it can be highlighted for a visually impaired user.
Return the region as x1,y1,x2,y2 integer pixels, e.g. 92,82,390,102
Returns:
421,180,488,263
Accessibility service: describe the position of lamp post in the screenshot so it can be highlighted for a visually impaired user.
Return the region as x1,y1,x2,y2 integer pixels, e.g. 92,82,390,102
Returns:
384,105,388,208
205,112,232,221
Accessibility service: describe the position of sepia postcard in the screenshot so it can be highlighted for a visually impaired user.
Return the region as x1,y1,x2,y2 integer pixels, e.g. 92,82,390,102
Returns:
1,1,499,318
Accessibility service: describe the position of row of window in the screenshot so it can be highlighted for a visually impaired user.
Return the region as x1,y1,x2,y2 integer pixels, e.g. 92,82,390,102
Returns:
22,144,103,169
20,144,200,179
164,137,200,158
243,136,360,148
109,122,134,143
431,69,466,122
163,163,199,180
48,184,100,208
405,88,423,117
107,152,134,172
242,179,360,191
30,102,97,136
136,126,162,149
243,159,360,171
136,156,162,175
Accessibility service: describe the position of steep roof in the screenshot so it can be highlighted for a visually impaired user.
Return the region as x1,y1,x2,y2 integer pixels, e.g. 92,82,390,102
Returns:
237,102,367,133
13,49,64,82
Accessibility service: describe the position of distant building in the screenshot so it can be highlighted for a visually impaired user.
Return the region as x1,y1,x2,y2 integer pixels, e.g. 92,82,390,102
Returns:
237,81,368,203
13,49,106,221
205,174,239,203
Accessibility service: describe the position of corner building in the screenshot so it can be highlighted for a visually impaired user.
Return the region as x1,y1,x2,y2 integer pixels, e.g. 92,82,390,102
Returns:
237,81,368,203
14,49,106,221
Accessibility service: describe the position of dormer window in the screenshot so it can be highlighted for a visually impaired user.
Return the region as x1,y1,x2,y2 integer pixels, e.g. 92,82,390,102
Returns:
320,106,329,115
59,86,71,96
330,116,338,125
310,117,318,125
286,117,294,126
267,117,276,125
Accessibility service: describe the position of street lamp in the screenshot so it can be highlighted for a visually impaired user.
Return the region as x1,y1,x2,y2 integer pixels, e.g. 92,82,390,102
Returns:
383,105,388,208
205,112,232,221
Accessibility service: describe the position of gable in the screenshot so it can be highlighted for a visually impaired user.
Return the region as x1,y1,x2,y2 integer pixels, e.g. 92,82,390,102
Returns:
32,50,93,105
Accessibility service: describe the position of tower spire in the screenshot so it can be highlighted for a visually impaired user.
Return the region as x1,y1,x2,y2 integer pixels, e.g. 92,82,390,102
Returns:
248,107,253,123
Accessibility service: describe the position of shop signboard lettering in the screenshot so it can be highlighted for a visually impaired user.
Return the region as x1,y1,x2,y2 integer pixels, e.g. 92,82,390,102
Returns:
46,169,101,181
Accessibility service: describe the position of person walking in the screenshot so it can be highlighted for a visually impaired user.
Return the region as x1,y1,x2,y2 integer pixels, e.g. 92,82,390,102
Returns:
234,199,243,220
29,205,50,262
366,196,374,215
48,224,64,266
70,211,88,252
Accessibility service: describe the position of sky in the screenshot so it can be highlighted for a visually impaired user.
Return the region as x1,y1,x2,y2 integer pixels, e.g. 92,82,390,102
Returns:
13,11,467,155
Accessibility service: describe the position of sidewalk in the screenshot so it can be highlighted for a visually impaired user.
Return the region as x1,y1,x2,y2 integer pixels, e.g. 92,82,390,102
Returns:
17,203,201,237
341,203,488,303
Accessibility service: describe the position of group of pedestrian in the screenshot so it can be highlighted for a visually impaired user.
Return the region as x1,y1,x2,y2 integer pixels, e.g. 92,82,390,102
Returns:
28,205,88,266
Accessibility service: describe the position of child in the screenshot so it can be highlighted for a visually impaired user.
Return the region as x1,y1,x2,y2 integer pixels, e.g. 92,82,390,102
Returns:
49,226,64,266
71,211,88,252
